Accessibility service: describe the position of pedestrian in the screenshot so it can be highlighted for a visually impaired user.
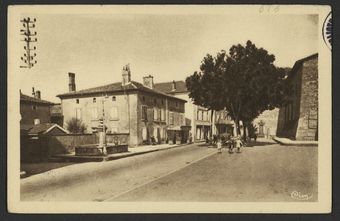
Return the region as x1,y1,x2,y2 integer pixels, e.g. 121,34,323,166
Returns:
235,136,243,153
217,136,222,153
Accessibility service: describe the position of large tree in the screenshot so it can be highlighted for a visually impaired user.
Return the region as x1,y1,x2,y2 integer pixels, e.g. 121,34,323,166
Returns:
186,40,289,138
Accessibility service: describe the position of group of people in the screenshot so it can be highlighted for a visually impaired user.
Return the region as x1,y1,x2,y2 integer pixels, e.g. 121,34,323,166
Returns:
210,134,245,154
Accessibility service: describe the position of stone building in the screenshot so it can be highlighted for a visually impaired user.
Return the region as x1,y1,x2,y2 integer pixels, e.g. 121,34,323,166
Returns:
20,88,55,126
57,65,187,147
276,53,318,141
154,80,235,141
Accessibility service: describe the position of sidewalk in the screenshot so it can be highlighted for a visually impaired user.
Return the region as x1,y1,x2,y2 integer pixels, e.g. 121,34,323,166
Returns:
273,136,318,146
54,143,186,162
21,143,188,178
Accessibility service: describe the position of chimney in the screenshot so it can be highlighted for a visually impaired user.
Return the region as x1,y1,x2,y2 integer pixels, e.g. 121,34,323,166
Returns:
34,118,40,125
122,64,131,86
171,80,176,91
68,72,76,92
35,90,41,99
32,87,35,96
143,75,154,89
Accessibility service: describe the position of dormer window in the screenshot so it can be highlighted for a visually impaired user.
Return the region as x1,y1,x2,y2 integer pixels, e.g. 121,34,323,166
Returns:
93,98,96,103
76,99,79,104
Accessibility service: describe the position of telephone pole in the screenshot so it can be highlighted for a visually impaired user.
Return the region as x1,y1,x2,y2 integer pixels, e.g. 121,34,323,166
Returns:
20,17,37,68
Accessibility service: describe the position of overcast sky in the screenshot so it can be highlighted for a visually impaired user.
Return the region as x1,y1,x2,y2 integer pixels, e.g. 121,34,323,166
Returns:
19,13,318,102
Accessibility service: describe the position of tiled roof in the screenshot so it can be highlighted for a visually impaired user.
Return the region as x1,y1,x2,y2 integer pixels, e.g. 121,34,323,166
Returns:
57,81,186,102
21,123,68,135
154,81,188,94
28,123,56,134
20,93,54,105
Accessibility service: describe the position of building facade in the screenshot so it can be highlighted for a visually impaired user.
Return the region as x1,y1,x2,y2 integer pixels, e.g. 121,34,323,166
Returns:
20,88,54,126
276,53,318,141
253,109,280,138
154,80,235,141
57,66,187,147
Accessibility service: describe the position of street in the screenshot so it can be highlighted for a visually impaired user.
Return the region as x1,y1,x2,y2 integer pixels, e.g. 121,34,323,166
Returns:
21,140,317,202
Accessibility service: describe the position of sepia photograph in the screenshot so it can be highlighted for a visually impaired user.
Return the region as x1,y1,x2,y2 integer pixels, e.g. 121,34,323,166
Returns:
7,5,332,213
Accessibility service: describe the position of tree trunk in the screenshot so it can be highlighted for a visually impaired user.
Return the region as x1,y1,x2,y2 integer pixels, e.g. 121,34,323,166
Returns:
210,110,214,137
243,122,247,140
235,120,241,136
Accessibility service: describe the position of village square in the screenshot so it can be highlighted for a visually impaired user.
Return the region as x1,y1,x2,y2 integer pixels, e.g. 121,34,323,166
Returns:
18,12,319,202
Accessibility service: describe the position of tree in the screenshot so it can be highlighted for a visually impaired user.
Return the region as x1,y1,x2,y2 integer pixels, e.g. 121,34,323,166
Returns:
186,53,226,137
186,40,289,138
66,118,87,134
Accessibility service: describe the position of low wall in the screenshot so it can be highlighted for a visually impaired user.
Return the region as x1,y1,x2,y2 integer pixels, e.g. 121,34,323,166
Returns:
21,133,129,162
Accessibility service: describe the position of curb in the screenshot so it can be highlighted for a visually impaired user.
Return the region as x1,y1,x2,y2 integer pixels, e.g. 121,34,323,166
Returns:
272,137,318,146
54,143,189,163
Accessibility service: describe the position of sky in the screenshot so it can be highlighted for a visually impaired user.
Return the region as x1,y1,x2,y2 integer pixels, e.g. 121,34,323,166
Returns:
18,12,318,103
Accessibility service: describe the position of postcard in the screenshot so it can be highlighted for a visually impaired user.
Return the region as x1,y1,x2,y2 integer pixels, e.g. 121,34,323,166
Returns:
7,5,332,213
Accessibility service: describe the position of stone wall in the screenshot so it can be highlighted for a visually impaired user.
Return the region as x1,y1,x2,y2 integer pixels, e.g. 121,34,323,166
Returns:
21,133,130,162
276,55,318,140
296,58,318,141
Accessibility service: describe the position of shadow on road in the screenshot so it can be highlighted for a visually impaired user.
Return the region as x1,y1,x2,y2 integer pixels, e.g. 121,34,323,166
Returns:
21,162,81,178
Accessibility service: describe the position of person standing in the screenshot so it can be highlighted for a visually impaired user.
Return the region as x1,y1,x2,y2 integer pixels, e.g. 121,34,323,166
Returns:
235,136,243,153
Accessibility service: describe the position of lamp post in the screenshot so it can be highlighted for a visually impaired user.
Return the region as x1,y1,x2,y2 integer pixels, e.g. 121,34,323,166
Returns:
98,93,108,155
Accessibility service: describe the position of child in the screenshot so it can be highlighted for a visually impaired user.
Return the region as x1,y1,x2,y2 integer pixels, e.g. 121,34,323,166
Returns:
235,136,243,153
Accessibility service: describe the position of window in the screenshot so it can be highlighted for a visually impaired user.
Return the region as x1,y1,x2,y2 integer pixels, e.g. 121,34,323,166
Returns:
161,109,165,121
154,99,157,104
110,107,119,120
153,107,158,121
158,109,162,121
76,99,79,104
75,108,82,120
91,108,98,119
142,96,145,102
32,105,37,110
93,98,96,103
169,112,174,125
112,96,116,102
180,114,184,125
142,105,148,120
161,100,164,105
196,110,200,120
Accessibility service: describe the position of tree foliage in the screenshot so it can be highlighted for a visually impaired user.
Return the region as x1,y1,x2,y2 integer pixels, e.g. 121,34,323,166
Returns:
66,118,87,134
186,40,289,135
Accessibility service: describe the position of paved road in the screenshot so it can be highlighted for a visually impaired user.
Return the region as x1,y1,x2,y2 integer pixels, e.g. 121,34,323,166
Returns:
21,143,215,201
111,143,318,202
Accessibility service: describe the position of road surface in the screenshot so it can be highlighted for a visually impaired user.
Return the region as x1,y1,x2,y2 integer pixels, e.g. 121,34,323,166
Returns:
21,143,215,201
21,141,317,202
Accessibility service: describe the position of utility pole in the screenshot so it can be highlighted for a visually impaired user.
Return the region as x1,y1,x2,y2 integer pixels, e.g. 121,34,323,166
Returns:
20,17,37,68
